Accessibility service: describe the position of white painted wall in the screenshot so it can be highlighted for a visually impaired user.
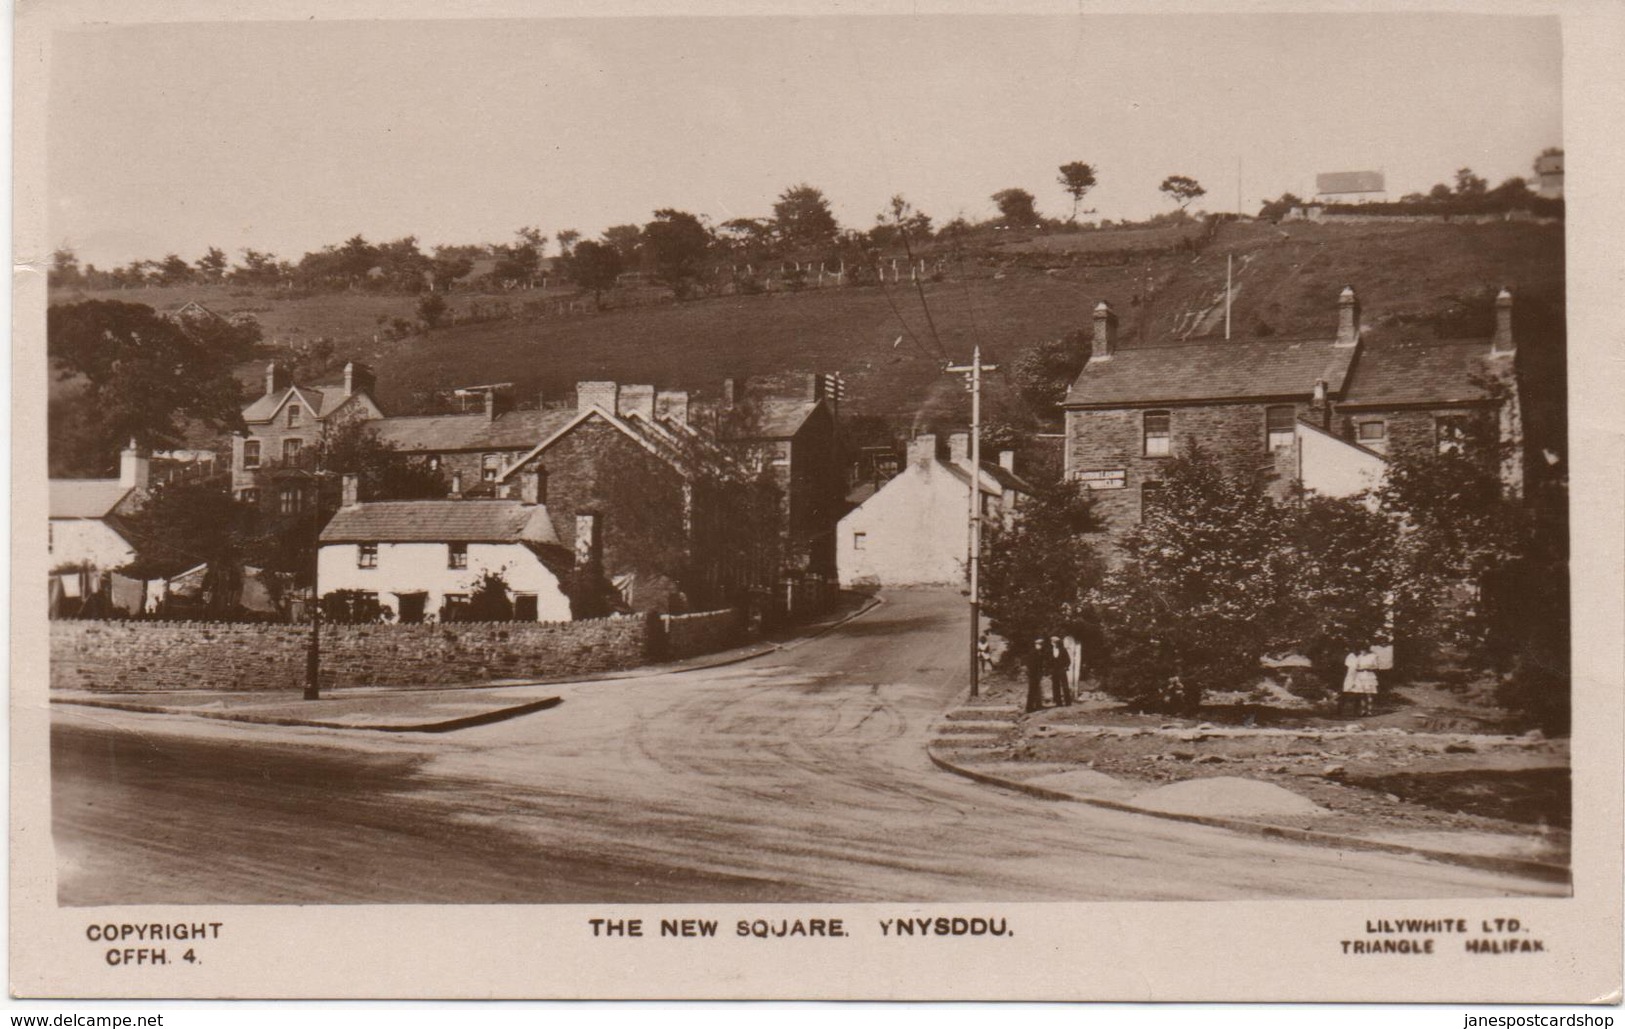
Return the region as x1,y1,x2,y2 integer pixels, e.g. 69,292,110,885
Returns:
49,519,136,570
318,540,572,621
1296,424,1386,499
837,460,974,586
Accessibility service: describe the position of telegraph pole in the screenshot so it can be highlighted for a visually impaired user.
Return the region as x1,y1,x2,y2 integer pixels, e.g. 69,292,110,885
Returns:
945,344,998,698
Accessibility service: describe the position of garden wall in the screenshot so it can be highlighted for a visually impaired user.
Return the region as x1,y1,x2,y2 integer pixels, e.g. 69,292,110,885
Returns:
51,615,651,693
660,607,747,660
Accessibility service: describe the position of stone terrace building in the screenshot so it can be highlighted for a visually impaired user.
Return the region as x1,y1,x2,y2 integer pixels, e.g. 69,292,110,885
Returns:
1063,287,1523,534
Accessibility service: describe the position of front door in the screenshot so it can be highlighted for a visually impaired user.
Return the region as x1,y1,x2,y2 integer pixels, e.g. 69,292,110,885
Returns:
396,592,427,623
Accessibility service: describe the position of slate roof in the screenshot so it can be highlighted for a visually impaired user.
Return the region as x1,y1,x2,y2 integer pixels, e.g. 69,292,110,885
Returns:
49,480,135,519
943,459,1037,498
241,385,353,423
1063,337,1357,408
371,408,576,452
319,500,562,545
1339,339,1504,407
748,398,821,439
1315,171,1385,195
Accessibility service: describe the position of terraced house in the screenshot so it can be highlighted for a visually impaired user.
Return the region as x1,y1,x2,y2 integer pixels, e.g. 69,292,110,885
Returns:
1062,287,1525,534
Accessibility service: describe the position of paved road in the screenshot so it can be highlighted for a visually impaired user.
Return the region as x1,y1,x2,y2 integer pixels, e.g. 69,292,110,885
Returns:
52,590,1563,904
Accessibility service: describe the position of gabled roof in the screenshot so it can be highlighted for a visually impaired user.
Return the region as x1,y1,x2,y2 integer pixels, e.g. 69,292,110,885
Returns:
1339,338,1504,408
497,407,679,482
319,499,562,545
1064,337,1357,408
371,408,576,453
746,398,822,440
942,458,1036,498
49,480,135,519
241,384,355,423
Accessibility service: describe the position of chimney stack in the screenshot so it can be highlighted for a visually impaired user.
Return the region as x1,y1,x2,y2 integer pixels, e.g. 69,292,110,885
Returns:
577,381,619,415
655,389,690,426
449,471,463,498
119,440,150,491
618,384,656,423
575,512,603,570
520,468,542,505
1092,302,1118,361
999,450,1016,472
907,433,939,467
1336,286,1361,346
947,432,970,464
341,473,360,508
265,361,291,397
483,390,497,422
1491,287,1516,356
722,377,746,408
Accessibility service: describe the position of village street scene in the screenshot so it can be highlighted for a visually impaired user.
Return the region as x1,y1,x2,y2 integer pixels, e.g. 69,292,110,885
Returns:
41,14,1570,905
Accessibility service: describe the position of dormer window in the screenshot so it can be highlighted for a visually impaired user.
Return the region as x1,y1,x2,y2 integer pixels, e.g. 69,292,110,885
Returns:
287,404,302,428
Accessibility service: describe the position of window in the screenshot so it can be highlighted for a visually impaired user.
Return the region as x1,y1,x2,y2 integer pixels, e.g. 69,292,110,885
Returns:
1356,420,1388,454
482,453,501,481
1265,405,1296,451
447,542,468,569
441,594,470,622
278,486,303,514
242,439,261,469
1140,481,1165,522
852,531,867,551
283,438,303,463
1143,411,1171,457
1436,415,1469,456
358,542,378,569
287,404,302,428
427,455,441,471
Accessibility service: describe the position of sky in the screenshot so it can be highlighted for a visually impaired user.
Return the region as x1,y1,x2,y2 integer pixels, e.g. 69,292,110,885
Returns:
45,12,1562,269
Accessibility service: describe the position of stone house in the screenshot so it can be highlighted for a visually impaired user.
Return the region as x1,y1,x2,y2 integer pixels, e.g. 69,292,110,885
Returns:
836,432,1034,587
316,470,574,623
232,360,384,513
1062,287,1523,534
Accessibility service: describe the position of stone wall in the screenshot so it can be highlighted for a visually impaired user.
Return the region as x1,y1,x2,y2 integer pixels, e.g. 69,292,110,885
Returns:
661,607,747,660
51,615,649,693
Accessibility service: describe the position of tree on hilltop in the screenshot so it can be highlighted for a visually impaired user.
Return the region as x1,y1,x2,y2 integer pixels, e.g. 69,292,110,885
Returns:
991,188,1039,227
563,239,625,308
1057,162,1098,222
1159,174,1206,212
1453,167,1488,197
641,209,713,296
772,183,840,248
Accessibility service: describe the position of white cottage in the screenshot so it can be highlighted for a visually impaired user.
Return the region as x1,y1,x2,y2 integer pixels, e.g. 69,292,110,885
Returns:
836,433,1033,587
48,443,149,572
317,471,574,622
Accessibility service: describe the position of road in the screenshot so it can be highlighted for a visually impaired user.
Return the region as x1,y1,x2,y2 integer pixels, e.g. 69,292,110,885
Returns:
52,590,1563,904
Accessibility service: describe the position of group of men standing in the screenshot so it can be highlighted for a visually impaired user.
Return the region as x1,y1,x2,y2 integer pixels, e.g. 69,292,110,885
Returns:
1022,636,1077,713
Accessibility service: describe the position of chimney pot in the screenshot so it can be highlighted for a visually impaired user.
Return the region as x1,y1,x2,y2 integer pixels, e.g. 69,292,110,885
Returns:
999,450,1016,471
1492,287,1515,356
449,471,463,497
577,381,619,415
520,468,542,505
265,361,291,397
655,389,690,426
483,390,497,422
341,473,360,508
617,384,656,423
907,433,939,467
947,432,970,464
1336,286,1361,346
1091,301,1118,361
119,440,150,491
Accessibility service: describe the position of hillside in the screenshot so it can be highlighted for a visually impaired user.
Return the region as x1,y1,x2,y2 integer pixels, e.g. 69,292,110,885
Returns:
48,218,1565,442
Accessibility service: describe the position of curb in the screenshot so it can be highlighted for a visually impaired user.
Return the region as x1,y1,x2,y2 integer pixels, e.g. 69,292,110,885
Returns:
926,743,1572,885
51,695,562,734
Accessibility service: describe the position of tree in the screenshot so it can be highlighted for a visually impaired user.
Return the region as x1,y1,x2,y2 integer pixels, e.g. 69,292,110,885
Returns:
417,292,448,328
313,418,449,501
1491,176,1534,202
641,209,713,295
1091,443,1293,713
1057,162,1098,222
492,228,542,286
1257,192,1303,222
49,247,82,289
194,247,229,283
233,248,282,286
1453,167,1488,196
562,239,624,308
869,195,932,249
157,253,194,285
772,183,840,248
602,224,644,262
1429,182,1456,201
555,229,581,257
991,188,1039,226
429,249,474,292
1159,174,1206,212
465,569,515,621
118,479,262,615
1009,329,1089,416
48,300,256,474
981,482,1106,650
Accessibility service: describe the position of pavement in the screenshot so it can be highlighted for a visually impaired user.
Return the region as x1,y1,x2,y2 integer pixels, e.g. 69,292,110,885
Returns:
51,588,1565,905
926,703,1572,885
49,590,883,732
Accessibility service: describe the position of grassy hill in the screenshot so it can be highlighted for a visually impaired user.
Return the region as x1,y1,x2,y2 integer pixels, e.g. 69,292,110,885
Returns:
49,218,1565,443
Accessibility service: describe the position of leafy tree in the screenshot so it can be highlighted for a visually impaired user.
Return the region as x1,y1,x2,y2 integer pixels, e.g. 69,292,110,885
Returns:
465,569,514,621
717,217,777,257
772,183,840,248
313,418,449,501
157,254,194,285
563,239,625,308
1257,192,1303,221
49,247,82,288
118,479,261,614
48,300,256,474
1057,161,1098,222
1454,168,1489,196
429,250,473,292
1428,182,1455,201
416,292,448,328
1491,176,1534,201
1159,174,1206,211
981,482,1106,650
991,188,1039,226
1092,443,1293,713
555,229,581,257
641,209,713,296
232,248,283,286
602,224,644,262
1009,329,1089,416
869,195,933,249
195,247,229,282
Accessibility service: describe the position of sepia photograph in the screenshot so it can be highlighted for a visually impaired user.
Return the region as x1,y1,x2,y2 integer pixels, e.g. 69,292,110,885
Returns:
10,0,1621,1003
